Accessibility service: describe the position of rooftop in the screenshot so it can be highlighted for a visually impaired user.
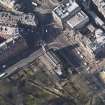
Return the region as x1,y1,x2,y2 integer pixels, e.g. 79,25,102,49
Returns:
81,26,105,53
92,0,105,17
0,0,33,12
66,10,89,29
0,12,37,27
0,26,19,40
53,1,80,20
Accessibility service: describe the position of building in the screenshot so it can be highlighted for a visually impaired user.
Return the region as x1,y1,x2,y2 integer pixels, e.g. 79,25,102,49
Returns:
92,0,105,18
0,9,38,67
66,10,89,29
40,45,63,77
85,26,105,55
0,27,28,64
79,0,105,29
77,23,105,59
0,12,37,27
0,26,19,39
98,71,105,84
0,0,33,12
0,0,15,9
90,29,105,56
52,0,89,29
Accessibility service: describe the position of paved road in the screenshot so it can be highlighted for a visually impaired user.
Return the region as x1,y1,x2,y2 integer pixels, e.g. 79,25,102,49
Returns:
3,30,80,77
1,25,85,78
55,30,82,65
4,48,44,77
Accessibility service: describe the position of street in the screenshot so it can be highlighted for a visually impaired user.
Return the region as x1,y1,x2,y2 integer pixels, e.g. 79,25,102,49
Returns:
4,48,44,77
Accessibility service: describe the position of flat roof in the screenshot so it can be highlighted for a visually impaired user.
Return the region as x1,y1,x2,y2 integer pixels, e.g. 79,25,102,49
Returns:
0,26,19,40
67,10,89,29
0,12,37,27
92,0,105,17
53,1,80,20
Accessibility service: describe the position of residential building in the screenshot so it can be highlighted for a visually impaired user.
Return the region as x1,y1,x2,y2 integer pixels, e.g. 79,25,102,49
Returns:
77,23,105,59
92,0,105,18
0,12,37,27
0,0,33,12
52,0,89,29
0,27,28,64
66,10,89,29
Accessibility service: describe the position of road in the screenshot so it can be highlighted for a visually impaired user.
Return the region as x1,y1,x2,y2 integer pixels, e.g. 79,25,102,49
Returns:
53,30,84,66
4,30,81,77
0,20,87,78
4,48,44,77
3,27,88,78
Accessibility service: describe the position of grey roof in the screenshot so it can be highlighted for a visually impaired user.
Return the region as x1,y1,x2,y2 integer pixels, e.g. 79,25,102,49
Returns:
53,1,81,20
0,0,33,12
0,12,37,27
92,0,105,17
66,10,89,29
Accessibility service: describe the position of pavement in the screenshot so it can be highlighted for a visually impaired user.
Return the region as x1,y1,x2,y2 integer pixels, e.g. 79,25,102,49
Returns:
3,29,81,77
0,26,90,78
4,48,44,77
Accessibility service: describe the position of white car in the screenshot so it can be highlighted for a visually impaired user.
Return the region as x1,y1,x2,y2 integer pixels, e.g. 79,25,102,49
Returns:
0,73,7,78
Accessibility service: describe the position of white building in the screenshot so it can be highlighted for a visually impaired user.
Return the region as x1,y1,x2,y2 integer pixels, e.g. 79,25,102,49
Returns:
0,32,28,64
78,24,105,58
52,0,89,29
0,12,37,27
0,0,33,12
67,10,89,29
92,0,105,18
